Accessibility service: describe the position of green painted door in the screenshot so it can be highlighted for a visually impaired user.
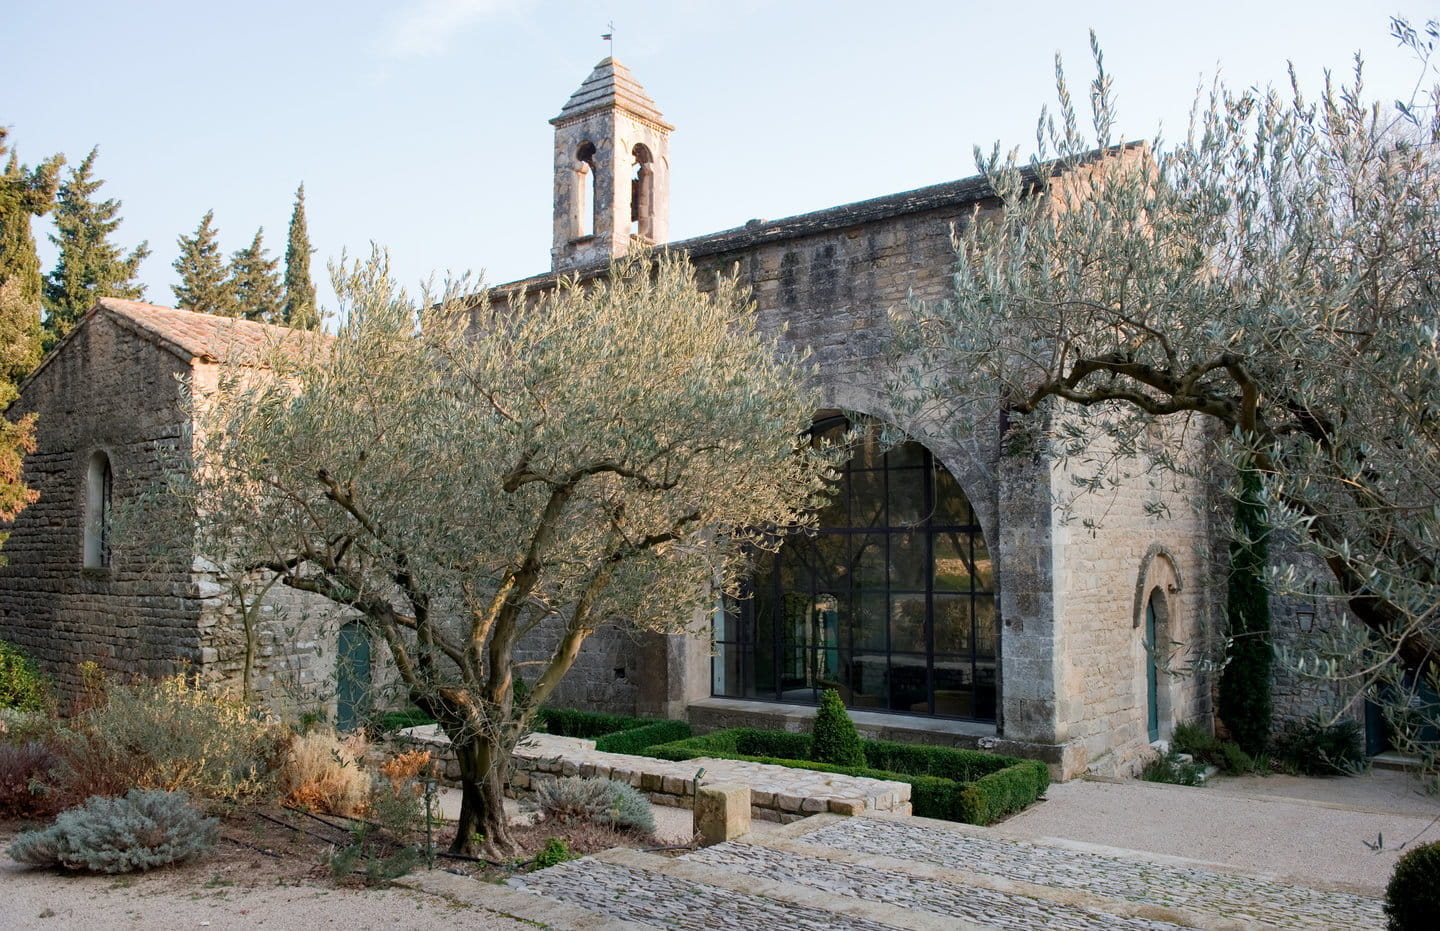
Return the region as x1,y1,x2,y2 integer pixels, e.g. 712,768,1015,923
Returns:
336,622,371,731
1146,596,1160,742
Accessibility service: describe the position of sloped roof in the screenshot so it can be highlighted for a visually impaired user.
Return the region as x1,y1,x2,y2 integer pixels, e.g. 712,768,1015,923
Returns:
551,57,673,130
96,298,321,364
19,298,324,394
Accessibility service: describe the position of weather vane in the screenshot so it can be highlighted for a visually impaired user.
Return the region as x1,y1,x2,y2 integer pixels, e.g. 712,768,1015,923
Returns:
602,21,615,58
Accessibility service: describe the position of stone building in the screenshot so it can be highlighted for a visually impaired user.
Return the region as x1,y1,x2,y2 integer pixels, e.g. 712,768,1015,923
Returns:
0,299,365,724
489,59,1227,779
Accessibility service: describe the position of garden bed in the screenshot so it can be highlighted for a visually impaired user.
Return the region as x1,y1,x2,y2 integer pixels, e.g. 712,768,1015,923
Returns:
643,727,1048,826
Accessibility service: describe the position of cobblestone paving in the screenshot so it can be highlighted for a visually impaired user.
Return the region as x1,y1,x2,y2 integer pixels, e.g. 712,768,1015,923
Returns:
686,842,1186,930
513,858,906,930
805,817,1386,930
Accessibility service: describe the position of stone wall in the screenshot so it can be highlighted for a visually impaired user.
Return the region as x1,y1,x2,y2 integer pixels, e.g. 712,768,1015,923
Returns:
0,313,201,702
1048,416,1221,777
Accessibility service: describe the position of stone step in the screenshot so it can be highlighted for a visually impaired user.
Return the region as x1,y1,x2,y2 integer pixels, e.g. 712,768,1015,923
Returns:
779,813,1386,931
397,865,656,931
686,834,1204,930
512,845,974,930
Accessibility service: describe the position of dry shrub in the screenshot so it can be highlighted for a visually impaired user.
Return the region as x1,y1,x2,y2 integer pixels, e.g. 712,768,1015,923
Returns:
54,676,283,804
378,748,433,790
278,729,371,817
0,741,62,817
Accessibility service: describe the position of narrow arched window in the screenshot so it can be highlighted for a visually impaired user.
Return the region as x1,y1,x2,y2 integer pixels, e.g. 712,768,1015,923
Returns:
575,142,597,238
83,451,113,569
631,144,655,239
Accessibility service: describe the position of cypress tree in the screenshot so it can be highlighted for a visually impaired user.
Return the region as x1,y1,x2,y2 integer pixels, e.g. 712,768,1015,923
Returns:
282,184,318,329
229,228,283,323
1218,469,1273,756
172,211,237,317
0,128,60,380
43,147,150,346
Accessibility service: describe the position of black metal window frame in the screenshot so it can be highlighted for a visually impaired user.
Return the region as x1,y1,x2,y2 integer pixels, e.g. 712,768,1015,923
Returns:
713,415,997,722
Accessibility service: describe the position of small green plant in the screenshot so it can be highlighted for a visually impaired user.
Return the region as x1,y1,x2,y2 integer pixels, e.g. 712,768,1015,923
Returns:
810,689,864,767
1171,721,1260,776
0,640,49,712
1273,717,1365,776
8,788,219,873
1140,749,1206,787
0,708,54,744
1386,840,1440,930
532,836,578,870
534,776,655,834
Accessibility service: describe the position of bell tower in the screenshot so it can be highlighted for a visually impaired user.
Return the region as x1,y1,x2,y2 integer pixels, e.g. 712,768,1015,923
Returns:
550,58,673,272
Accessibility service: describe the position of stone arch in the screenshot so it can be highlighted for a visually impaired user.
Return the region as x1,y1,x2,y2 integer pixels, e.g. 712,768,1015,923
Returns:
573,141,597,239
1135,548,1183,743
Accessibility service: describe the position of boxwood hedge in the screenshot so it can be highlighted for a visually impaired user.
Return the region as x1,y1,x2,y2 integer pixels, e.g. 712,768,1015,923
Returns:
533,708,693,754
645,727,1048,826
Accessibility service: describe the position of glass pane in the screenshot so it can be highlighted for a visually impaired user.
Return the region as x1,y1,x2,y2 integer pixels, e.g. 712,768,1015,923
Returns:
932,593,972,654
972,533,994,592
885,440,926,470
849,468,886,528
844,654,888,709
814,478,847,526
713,641,746,697
714,601,746,643
812,533,849,590
778,643,809,694
777,591,813,646
888,467,926,528
851,421,885,470
814,647,842,684
889,531,927,591
933,466,973,526
852,534,888,589
933,532,975,592
889,594,927,653
974,596,997,658
853,593,887,650
888,655,928,712
777,537,813,589
931,659,973,718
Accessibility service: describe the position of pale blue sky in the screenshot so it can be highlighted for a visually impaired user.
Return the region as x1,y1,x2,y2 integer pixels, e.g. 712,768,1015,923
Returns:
5,1,1435,313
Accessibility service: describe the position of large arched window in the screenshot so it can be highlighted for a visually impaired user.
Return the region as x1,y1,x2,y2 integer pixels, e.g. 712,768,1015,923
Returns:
574,142,597,238
83,450,113,569
714,416,997,721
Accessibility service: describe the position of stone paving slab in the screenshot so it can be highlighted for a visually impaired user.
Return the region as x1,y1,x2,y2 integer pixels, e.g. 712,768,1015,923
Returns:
513,850,922,931
801,815,1386,930
685,839,1191,931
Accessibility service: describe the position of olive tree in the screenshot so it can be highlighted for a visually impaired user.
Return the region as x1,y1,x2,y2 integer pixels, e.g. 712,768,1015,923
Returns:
892,26,1440,751
175,250,835,855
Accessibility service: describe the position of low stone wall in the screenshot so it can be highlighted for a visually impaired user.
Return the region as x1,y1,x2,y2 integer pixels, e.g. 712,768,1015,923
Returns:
400,727,911,824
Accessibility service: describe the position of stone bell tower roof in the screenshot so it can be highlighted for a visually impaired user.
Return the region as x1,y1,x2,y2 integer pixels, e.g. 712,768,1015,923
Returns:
551,57,674,131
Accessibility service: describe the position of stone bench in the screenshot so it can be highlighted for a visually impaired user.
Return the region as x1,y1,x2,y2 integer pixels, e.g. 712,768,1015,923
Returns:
399,727,911,824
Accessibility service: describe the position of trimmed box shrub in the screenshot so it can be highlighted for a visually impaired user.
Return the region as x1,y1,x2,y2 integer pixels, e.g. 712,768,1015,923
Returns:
1387,840,1440,930
811,689,865,767
645,727,1049,826
533,708,692,755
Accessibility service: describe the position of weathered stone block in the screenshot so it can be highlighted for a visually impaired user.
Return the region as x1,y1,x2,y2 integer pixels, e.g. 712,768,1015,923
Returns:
693,783,750,846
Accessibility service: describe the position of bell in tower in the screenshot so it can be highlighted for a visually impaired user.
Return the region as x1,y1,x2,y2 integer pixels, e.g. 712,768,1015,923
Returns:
550,58,673,272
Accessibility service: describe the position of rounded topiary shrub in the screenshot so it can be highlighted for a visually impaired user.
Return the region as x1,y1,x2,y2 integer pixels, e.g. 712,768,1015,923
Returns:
811,689,865,768
1387,840,1440,930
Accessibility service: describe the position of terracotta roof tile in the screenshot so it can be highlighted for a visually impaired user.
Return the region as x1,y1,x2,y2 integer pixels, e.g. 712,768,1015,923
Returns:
97,298,323,364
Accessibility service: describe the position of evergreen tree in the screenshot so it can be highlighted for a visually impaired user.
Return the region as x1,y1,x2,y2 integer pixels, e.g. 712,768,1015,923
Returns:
1218,470,1273,756
43,147,150,346
171,211,237,317
229,228,283,323
0,128,60,377
282,184,318,329
0,128,53,559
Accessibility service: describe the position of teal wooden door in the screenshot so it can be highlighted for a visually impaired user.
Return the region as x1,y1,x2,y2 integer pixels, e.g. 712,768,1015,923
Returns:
336,622,371,731
1145,596,1160,742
